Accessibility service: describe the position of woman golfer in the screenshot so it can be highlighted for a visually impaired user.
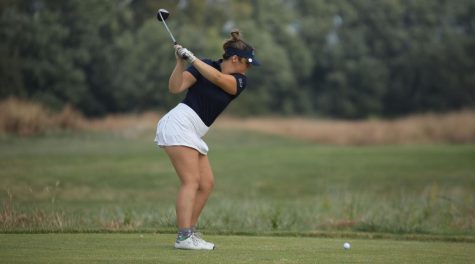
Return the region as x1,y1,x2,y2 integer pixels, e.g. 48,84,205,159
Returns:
155,29,260,250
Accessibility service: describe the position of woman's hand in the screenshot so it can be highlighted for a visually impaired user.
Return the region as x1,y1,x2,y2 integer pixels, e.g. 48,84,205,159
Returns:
174,44,184,61
175,46,197,64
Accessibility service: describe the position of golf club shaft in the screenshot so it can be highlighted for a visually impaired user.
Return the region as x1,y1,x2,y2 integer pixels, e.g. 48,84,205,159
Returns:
158,11,177,45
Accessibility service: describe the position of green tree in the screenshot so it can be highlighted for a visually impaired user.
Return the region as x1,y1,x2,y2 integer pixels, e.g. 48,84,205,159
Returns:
1,0,474,118
0,5,87,109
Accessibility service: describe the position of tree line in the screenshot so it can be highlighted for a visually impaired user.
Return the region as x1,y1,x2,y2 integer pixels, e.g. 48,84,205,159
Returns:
1,0,474,118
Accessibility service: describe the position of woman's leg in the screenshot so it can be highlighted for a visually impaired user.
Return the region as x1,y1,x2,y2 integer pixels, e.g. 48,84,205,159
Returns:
164,146,200,229
191,154,215,227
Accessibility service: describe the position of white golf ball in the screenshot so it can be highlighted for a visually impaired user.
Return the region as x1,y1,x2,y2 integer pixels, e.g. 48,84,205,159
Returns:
343,242,351,250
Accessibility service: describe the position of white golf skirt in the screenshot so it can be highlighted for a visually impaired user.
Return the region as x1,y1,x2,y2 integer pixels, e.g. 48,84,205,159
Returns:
154,103,210,155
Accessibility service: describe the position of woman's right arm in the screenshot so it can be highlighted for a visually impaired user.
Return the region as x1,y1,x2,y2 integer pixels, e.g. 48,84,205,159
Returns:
168,46,196,94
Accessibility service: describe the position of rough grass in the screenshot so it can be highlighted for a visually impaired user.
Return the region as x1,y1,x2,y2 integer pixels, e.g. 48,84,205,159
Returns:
0,131,474,239
1,234,474,264
1,98,474,239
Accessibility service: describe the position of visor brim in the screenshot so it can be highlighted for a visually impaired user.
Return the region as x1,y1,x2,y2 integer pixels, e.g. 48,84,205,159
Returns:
247,57,261,66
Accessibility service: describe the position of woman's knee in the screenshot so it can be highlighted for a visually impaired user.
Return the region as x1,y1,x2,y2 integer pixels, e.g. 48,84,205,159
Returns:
180,175,200,190
199,176,214,192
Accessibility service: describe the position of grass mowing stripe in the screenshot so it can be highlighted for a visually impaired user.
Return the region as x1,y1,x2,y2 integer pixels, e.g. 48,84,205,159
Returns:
0,234,474,264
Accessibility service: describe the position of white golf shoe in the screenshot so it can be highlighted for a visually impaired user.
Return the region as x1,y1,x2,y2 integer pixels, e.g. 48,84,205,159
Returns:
174,234,215,250
193,232,215,249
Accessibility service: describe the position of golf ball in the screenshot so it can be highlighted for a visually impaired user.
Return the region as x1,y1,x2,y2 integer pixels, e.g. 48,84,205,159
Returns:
343,242,351,250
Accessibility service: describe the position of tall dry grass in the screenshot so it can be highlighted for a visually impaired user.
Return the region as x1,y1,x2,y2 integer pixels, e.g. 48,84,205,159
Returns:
84,112,159,139
0,97,85,136
1,97,474,144
216,111,475,145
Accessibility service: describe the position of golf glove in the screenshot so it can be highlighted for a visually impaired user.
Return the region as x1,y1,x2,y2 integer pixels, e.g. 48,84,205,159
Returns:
177,47,197,63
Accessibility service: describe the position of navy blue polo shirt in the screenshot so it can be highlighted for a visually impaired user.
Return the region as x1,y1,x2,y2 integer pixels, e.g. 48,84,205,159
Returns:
182,59,247,126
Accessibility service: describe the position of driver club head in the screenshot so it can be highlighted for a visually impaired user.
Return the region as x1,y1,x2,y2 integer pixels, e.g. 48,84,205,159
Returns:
156,9,169,21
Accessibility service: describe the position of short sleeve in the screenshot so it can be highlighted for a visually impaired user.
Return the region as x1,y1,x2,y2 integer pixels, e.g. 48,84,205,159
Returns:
185,59,214,79
231,73,247,95
185,64,200,79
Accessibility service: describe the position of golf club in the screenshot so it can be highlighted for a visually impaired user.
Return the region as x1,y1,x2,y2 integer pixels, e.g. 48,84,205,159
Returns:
156,8,177,45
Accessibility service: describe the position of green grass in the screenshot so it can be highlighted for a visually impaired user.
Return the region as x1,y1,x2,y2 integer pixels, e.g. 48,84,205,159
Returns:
1,129,475,238
1,233,474,264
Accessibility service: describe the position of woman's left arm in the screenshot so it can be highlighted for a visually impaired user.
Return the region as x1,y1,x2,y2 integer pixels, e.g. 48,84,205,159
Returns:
193,60,238,95
178,47,238,95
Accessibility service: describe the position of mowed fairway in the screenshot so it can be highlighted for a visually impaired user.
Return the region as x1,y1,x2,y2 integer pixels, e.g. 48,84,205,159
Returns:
1,233,474,264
